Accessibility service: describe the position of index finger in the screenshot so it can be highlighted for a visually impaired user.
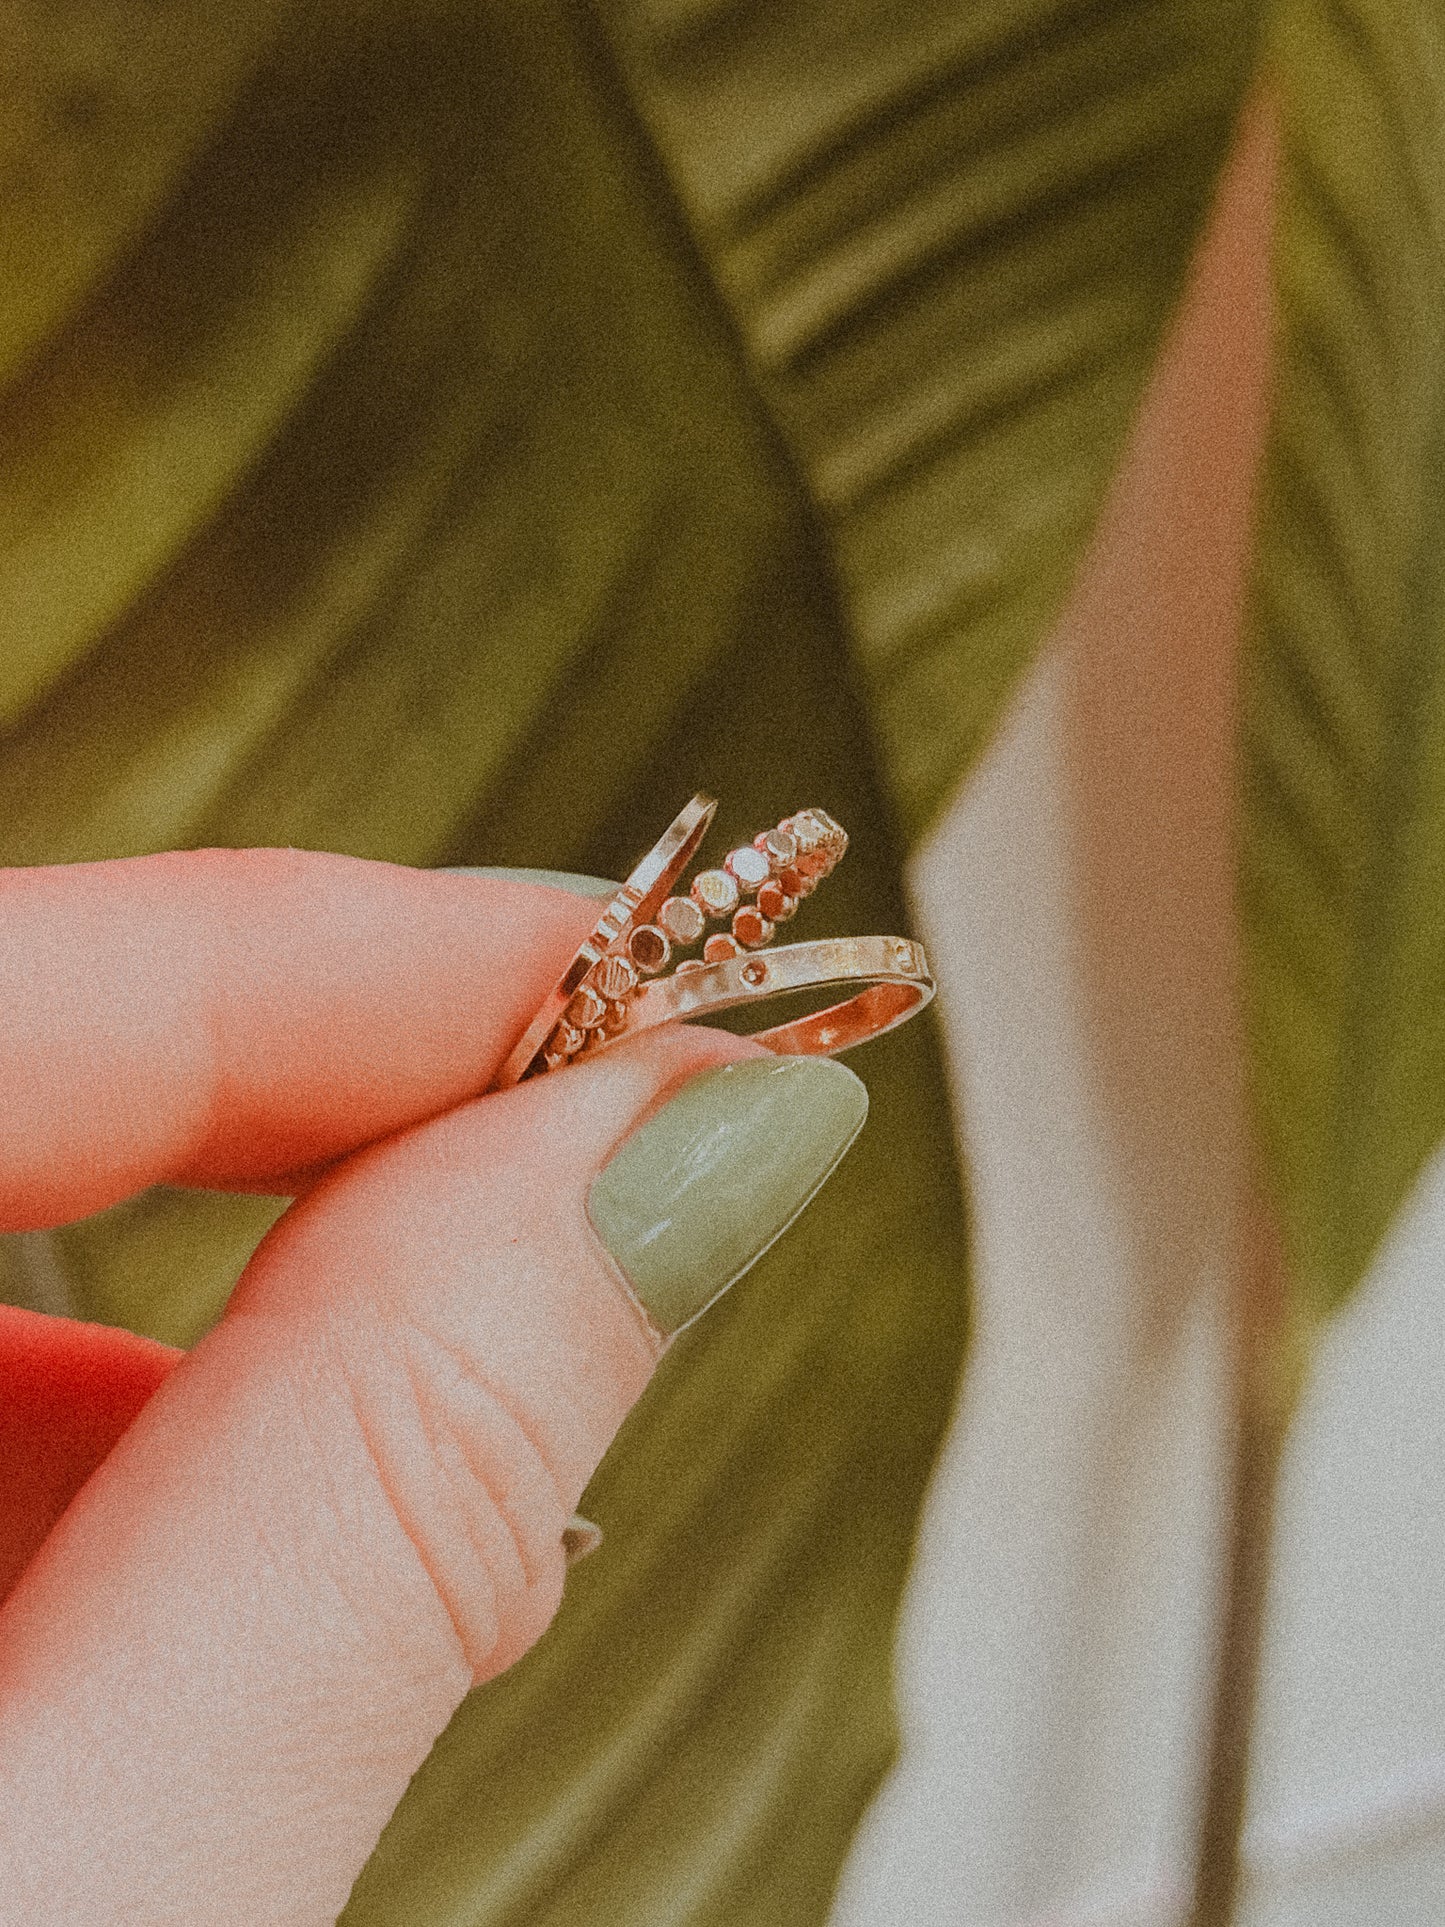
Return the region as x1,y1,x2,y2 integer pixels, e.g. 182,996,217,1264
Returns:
0,849,610,1229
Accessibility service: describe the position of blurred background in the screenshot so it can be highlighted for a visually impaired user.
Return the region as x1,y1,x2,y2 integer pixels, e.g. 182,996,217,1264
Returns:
4,2,1443,1923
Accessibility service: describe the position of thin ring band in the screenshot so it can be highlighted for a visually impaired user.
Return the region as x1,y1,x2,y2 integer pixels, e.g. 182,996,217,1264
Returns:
574,936,934,1061
491,793,717,1090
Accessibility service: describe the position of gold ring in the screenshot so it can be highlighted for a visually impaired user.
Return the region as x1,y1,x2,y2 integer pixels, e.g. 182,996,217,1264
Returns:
491,793,717,1090
580,935,933,1059
493,796,930,1082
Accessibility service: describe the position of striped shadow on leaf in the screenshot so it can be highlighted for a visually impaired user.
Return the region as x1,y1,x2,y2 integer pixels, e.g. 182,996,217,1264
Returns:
603,0,1261,839
2,4,966,1923
0,0,1261,1920
1244,0,1445,1320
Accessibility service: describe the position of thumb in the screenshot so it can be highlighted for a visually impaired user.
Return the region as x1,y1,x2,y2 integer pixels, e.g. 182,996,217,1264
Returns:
0,1027,867,1927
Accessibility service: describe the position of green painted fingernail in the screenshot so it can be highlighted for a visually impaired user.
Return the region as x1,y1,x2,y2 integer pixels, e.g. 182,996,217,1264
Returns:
587,1057,868,1336
445,866,621,900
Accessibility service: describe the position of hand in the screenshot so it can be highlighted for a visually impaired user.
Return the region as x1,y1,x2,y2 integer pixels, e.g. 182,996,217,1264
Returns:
0,849,867,1925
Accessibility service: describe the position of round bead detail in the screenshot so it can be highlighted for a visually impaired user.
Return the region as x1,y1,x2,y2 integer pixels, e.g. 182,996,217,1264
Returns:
566,984,608,1030
784,811,825,856
628,925,671,974
732,905,774,949
593,954,638,1001
725,845,772,893
692,868,740,918
530,804,851,1074
757,880,795,922
756,826,799,869
659,895,706,945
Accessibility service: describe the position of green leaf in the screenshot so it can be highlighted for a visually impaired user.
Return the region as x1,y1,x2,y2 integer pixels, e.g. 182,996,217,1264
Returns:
0,0,1259,1919
0,1,780,866
2,4,967,1921
0,0,288,388
1243,0,1445,1317
602,0,1261,836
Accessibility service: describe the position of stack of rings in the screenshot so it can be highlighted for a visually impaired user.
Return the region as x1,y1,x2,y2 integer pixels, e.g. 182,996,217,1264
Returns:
491,794,933,1089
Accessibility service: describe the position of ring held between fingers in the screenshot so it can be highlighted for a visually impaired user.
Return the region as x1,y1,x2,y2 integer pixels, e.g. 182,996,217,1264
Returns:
0,985,868,1927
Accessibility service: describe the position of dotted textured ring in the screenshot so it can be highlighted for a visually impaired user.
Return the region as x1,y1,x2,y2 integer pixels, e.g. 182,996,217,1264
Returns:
493,794,932,1082
491,793,717,1090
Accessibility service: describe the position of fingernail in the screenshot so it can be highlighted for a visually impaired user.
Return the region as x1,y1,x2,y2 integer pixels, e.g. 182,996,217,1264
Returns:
587,1057,868,1337
562,1514,604,1565
444,866,621,901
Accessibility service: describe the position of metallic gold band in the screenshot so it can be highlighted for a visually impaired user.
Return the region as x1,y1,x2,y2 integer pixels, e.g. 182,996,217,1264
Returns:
491,793,716,1090
492,793,930,1085
574,936,934,1061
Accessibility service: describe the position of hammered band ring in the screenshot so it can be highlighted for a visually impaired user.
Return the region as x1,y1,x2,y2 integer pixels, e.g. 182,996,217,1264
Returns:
581,935,933,1060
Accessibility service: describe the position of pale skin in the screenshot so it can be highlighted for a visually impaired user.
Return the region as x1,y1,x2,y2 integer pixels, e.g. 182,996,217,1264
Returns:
0,851,757,1925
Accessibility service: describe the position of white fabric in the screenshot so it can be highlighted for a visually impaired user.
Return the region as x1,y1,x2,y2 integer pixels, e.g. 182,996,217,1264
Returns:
829,640,1445,1924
